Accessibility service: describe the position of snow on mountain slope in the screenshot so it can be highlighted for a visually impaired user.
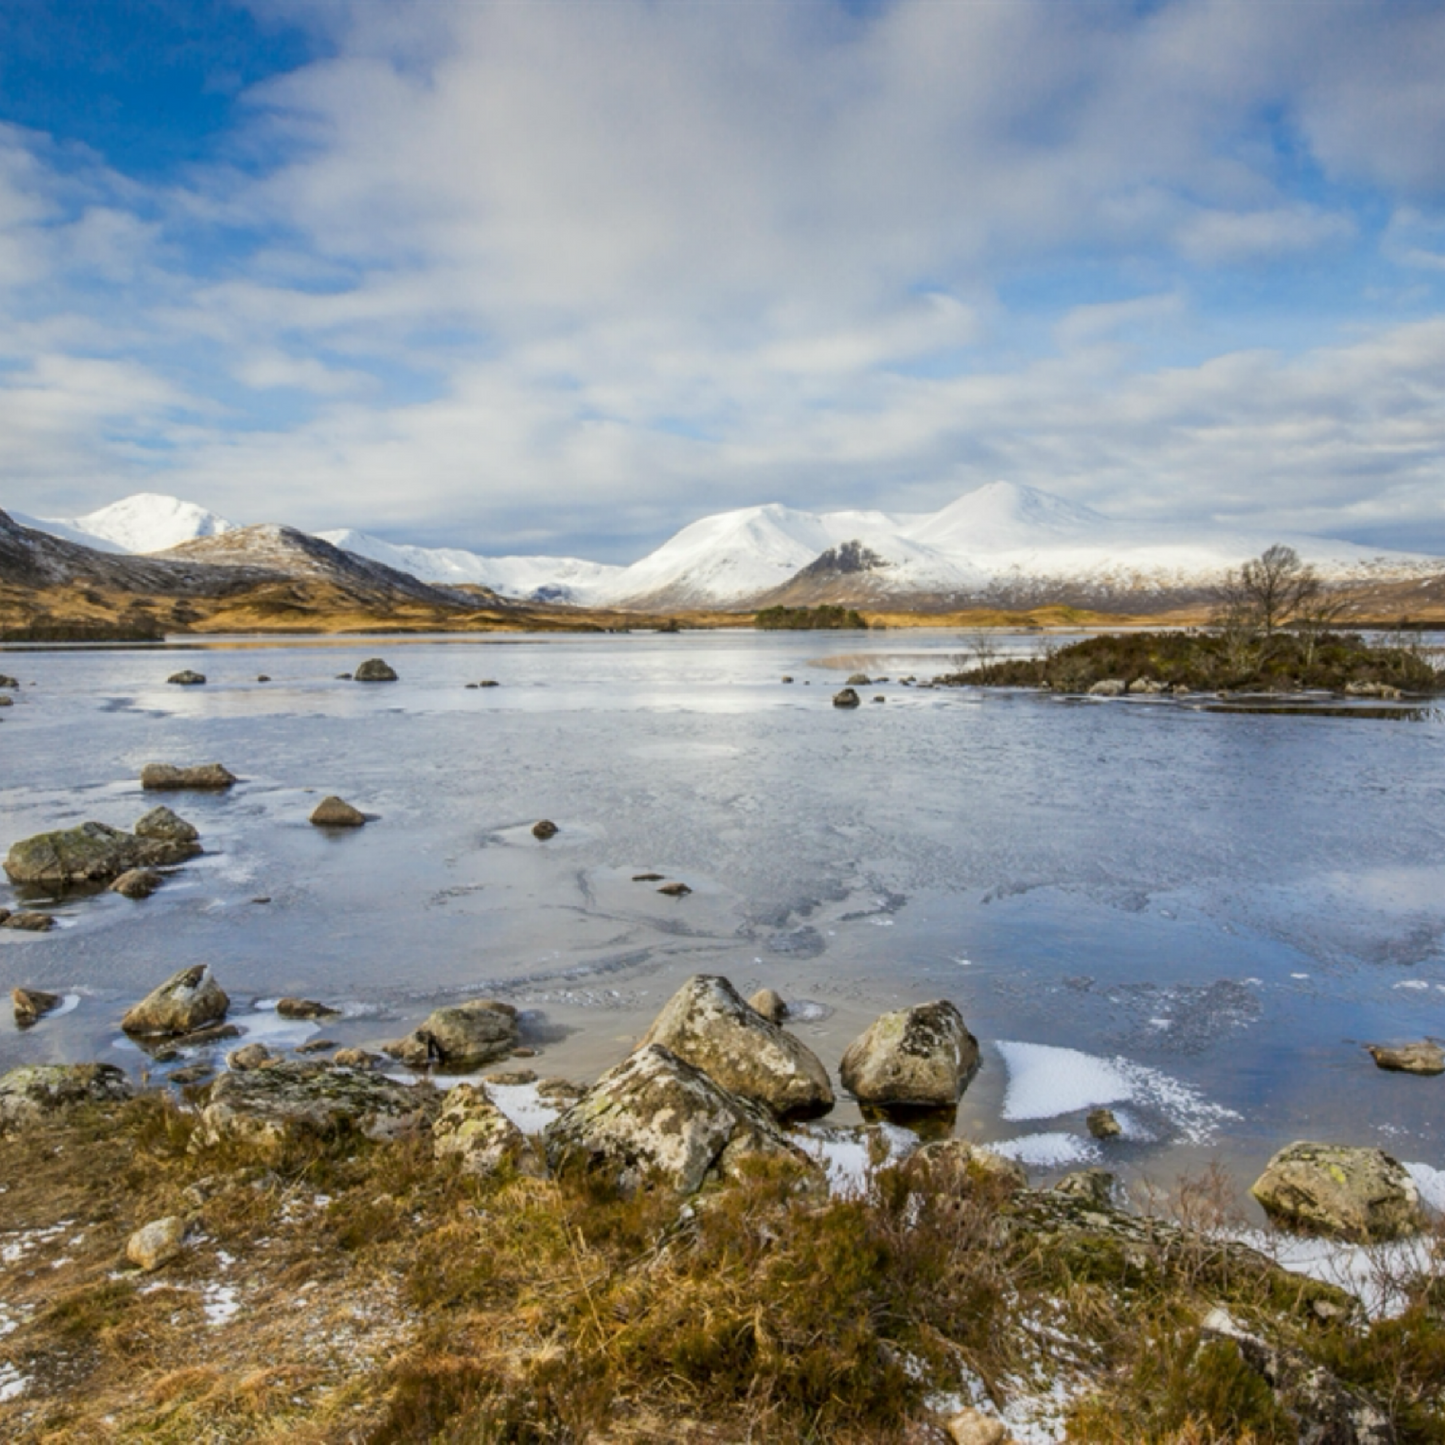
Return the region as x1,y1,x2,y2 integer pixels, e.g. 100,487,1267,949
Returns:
318,529,623,604
26,493,235,554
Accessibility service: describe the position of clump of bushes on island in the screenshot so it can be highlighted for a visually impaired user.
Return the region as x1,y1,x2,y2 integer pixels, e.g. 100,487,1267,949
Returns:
944,546,1444,694
755,603,868,630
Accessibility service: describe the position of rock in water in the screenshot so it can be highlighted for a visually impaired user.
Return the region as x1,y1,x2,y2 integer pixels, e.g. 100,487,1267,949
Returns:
1367,1042,1444,1076
845,673,872,685
1,910,55,931
122,965,230,1037
310,796,366,827
127,1217,186,1271
0,1063,132,1132
276,997,337,1019
141,762,236,790
1087,1107,1123,1139
433,1083,542,1178
839,1000,980,1108
1250,1142,1424,1241
110,868,163,899
1088,678,1127,697
638,974,833,1119
134,805,199,842
748,987,788,1024
832,687,861,708
544,1043,818,1195
197,1061,435,1152
3,819,199,886
353,658,398,682
167,670,206,686
384,999,519,1069
226,1042,272,1071
531,819,559,840
12,987,63,1025
657,881,691,897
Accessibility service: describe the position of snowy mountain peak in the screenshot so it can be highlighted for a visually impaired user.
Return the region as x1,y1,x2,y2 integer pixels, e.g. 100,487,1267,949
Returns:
909,481,1103,552
29,492,237,555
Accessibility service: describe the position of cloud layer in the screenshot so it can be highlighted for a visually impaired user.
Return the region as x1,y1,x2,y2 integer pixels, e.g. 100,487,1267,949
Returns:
2,0,1445,556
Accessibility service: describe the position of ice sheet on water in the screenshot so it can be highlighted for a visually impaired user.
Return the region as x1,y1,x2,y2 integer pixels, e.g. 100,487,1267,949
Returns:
996,1041,1239,1144
990,1132,1100,1169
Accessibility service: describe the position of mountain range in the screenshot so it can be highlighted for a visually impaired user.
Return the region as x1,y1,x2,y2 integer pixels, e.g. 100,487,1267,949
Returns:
15,483,1443,612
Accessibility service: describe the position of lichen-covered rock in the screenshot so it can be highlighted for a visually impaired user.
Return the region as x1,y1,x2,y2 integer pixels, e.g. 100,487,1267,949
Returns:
11,987,62,1025
110,867,163,899
638,975,833,1119
0,1063,132,1132
134,805,199,843
122,965,230,1037
433,1083,542,1178
1250,1142,1424,1241
1088,678,1127,696
226,1042,272,1071
384,999,519,1070
127,1216,186,1271
353,658,398,682
310,796,365,827
1053,1168,1117,1209
1367,1042,1444,1076
544,1043,818,1195
1200,1307,1395,1445
840,1000,980,1108
197,1061,436,1151
944,1408,1013,1445
333,1047,379,1069
141,762,236,791
3,819,199,886
901,1137,1028,1195
167,670,206,686
748,988,788,1024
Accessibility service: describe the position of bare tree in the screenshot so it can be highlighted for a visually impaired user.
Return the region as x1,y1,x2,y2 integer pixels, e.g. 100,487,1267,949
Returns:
1213,544,1321,637
1292,584,1353,669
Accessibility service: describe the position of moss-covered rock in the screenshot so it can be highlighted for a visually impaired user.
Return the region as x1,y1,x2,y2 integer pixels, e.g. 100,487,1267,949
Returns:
1250,1142,1424,1242
0,1062,132,1132
3,819,199,887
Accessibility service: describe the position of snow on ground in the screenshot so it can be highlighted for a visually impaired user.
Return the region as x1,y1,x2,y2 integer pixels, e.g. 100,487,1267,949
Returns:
0,1362,30,1403
203,1284,242,1326
482,1083,562,1135
792,1121,919,1196
996,1041,1239,1144
1234,1230,1440,1320
1406,1161,1445,1214
27,493,234,553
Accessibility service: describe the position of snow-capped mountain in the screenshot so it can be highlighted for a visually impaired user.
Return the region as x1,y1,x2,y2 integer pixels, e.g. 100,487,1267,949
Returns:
317,529,624,604
20,493,235,554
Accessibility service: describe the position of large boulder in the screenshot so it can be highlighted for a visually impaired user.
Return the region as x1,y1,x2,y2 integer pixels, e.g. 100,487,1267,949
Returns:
384,999,519,1070
141,762,236,791
0,1063,132,1132
3,819,199,886
1250,1142,1424,1241
353,658,398,682
637,975,833,1119
197,1061,435,1152
544,1043,818,1195
122,965,230,1037
839,1000,980,1108
134,805,199,843
433,1083,543,1178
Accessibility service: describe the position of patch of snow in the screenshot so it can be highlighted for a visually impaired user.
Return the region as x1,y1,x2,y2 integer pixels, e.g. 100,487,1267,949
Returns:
203,1283,241,1326
483,1082,562,1136
1405,1161,1445,1214
1234,1230,1438,1320
28,493,234,554
793,1122,920,1197
990,1133,1100,1169
227,1009,321,1052
996,1041,1239,1144
1394,980,1430,991
0,1362,30,1402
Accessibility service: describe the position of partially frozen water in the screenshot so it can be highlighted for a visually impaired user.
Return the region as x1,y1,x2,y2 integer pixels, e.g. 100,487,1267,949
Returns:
3,629,1444,1213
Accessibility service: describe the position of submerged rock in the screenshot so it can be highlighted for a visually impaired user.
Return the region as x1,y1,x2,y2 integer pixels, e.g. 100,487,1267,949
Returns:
197,1060,435,1152
1367,1042,1444,1076
531,819,559,840
134,805,199,843
1250,1142,1424,1241
11,987,62,1025
166,670,206,686
276,997,338,1019
141,762,236,791
353,658,398,682
4,819,199,886
832,687,861,708
122,965,230,1037
840,1000,980,1108
0,1062,132,1132
127,1217,186,1272
384,999,519,1070
544,1043,818,1196
310,796,366,827
433,1083,542,1178
637,974,833,1119
110,867,163,899
1,910,55,931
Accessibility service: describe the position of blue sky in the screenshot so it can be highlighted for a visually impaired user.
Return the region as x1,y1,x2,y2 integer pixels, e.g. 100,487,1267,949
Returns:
2,0,1445,558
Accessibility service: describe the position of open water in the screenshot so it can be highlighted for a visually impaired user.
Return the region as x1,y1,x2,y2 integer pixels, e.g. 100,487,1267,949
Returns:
2,629,1443,1214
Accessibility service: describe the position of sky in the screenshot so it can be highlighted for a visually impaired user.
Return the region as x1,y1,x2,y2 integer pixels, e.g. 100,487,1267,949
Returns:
2,0,1445,560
